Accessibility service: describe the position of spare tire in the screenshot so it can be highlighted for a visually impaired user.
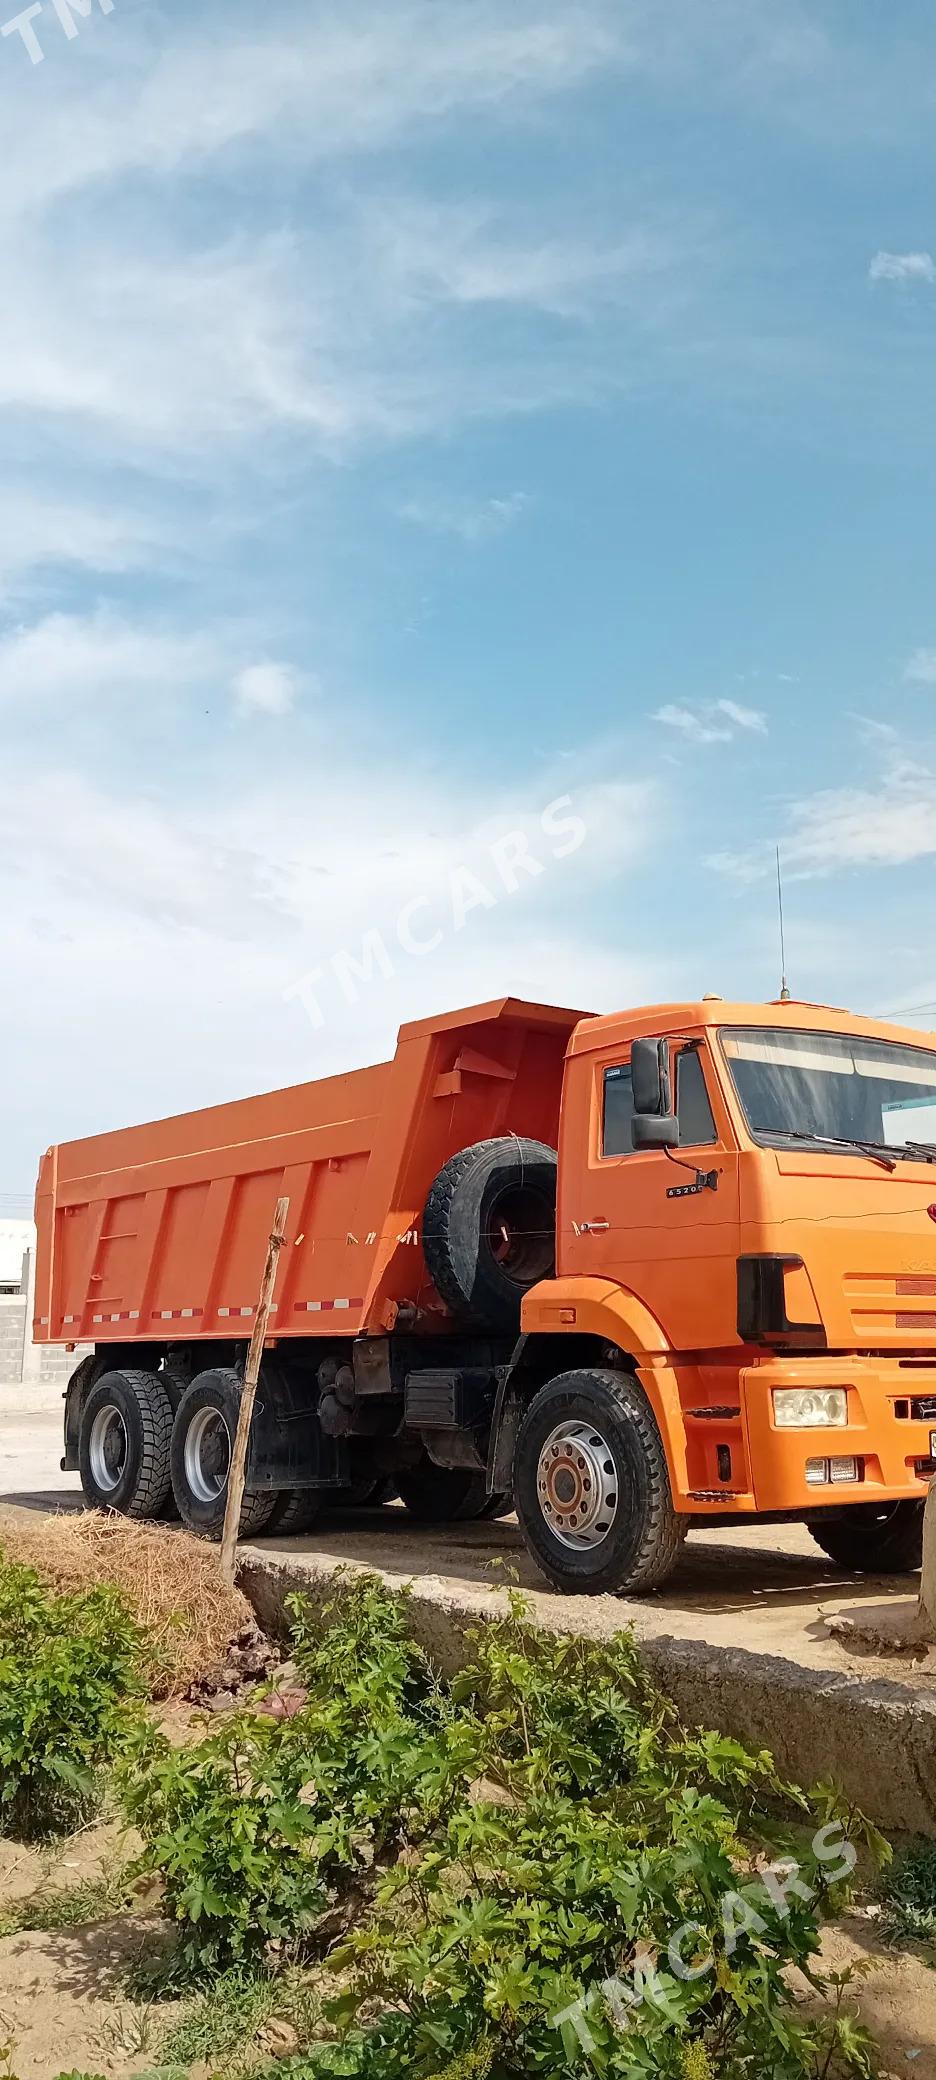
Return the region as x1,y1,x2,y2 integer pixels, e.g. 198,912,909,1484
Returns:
423,1136,557,1331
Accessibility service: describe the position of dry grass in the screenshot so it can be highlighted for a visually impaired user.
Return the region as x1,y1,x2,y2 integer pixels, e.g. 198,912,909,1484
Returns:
0,1510,252,1698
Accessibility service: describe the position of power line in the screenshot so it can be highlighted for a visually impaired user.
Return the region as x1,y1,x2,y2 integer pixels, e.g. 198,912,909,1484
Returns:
873,1002,936,1022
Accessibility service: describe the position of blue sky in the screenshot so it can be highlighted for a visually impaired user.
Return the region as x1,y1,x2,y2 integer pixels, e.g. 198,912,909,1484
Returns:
3,0,936,1199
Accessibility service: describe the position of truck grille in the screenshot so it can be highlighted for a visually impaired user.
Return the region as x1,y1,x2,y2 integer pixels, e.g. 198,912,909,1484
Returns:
844,1273,936,1338
895,1395,936,1421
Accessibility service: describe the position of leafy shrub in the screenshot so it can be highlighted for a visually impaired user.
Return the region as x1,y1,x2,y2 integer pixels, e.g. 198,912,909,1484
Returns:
119,1575,481,1973
120,1577,885,2075
307,1595,883,2079
0,1552,146,1838
880,1836,936,1947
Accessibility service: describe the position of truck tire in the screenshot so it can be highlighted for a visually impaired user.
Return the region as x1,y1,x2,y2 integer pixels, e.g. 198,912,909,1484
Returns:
514,1368,685,1596
397,1468,496,1523
263,1488,323,1536
810,1500,924,1573
328,1477,397,1509
78,1369,173,1520
170,1370,277,1541
423,1136,557,1331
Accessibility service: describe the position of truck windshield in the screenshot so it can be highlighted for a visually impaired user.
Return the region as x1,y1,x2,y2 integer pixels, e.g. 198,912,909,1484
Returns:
721,1027,936,1156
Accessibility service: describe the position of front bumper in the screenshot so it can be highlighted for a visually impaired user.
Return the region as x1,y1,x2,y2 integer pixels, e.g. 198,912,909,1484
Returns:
743,1354,936,1513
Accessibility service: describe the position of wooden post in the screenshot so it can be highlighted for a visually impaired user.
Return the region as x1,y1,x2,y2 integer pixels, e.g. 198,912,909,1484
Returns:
918,1478,936,1639
220,1196,290,1588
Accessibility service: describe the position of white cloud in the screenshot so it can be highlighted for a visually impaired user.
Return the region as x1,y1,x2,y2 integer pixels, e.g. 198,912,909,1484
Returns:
715,697,768,734
0,4,625,220
233,662,301,717
655,704,733,745
708,761,936,882
0,489,166,596
0,194,691,464
0,607,221,714
0,728,666,1182
905,648,936,685
398,490,529,542
654,698,767,745
869,251,936,284
374,197,673,319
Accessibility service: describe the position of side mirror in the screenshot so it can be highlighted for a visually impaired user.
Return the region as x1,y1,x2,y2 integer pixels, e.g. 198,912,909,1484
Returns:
633,1111,680,1151
630,1036,679,1152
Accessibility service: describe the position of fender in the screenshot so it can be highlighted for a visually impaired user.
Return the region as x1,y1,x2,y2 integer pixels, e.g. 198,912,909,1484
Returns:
488,1278,689,1500
521,1275,671,1358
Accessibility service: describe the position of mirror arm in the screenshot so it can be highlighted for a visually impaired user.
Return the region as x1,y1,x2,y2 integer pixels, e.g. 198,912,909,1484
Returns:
664,1146,719,1194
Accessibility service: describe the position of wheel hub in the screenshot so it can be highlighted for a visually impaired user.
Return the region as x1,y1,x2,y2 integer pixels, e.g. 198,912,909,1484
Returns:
88,1405,128,1494
537,1420,618,1549
185,1407,232,1504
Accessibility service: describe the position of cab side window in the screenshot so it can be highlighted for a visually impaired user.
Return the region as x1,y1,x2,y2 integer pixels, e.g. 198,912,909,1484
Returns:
602,1063,635,1155
676,1047,717,1146
602,1046,717,1157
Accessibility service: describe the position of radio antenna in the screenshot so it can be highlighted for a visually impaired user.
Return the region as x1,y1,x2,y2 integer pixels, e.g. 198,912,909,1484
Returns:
776,846,791,1001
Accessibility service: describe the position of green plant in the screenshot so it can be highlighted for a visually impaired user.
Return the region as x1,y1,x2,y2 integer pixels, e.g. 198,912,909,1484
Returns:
157,1962,322,2072
304,1595,881,2079
119,1576,884,2076
0,1859,137,1936
880,1836,936,1948
118,1575,480,1973
0,1552,146,1838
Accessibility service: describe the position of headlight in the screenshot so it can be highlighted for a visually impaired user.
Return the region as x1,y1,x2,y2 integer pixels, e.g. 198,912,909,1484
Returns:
773,1388,848,1429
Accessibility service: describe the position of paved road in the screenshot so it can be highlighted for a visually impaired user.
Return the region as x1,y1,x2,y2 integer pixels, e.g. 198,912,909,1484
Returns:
0,1382,77,1512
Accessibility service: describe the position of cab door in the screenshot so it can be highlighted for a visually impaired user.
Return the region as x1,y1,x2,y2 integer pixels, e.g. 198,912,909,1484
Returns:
561,1031,741,1353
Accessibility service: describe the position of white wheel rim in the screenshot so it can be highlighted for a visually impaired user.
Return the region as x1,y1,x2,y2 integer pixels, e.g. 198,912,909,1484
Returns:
89,1404,128,1494
537,1419,619,1549
185,1406,231,1503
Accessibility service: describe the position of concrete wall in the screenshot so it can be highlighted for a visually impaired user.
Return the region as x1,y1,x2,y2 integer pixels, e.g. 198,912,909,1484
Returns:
0,1252,92,1387
0,1294,28,1380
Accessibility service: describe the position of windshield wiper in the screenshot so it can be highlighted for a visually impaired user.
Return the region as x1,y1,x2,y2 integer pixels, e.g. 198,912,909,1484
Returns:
890,1139,936,1167
765,1130,898,1171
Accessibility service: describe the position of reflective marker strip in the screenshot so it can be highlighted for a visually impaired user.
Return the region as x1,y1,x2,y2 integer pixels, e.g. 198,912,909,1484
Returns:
65,1308,140,1326
297,1298,363,1313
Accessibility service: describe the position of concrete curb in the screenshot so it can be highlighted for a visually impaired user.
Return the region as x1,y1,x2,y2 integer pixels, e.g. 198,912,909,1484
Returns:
238,1546,936,1839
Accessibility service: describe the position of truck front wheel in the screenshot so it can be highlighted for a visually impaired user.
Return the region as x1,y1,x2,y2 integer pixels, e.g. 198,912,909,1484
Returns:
810,1500,924,1573
170,1370,277,1541
514,1368,685,1596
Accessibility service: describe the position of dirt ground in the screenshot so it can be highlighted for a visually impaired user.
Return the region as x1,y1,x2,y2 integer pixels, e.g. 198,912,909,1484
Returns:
1,1830,935,2080
0,1821,178,2080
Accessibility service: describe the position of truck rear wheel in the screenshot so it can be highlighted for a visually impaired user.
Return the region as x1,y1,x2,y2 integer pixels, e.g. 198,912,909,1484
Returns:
263,1488,323,1536
423,1137,557,1331
810,1500,924,1573
397,1468,502,1523
79,1369,173,1519
514,1368,684,1596
170,1370,277,1541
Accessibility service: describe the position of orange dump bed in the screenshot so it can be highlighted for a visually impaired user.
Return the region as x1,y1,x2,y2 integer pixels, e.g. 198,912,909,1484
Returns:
34,999,583,1349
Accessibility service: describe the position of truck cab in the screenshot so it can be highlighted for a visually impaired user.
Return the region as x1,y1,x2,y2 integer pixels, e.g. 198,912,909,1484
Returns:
511,998,936,1592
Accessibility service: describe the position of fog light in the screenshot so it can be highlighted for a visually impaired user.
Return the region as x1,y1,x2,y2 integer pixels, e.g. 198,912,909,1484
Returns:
773,1388,848,1429
806,1456,860,1486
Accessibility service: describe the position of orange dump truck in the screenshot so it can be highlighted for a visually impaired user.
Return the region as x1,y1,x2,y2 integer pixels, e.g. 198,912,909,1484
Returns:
34,993,936,1593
